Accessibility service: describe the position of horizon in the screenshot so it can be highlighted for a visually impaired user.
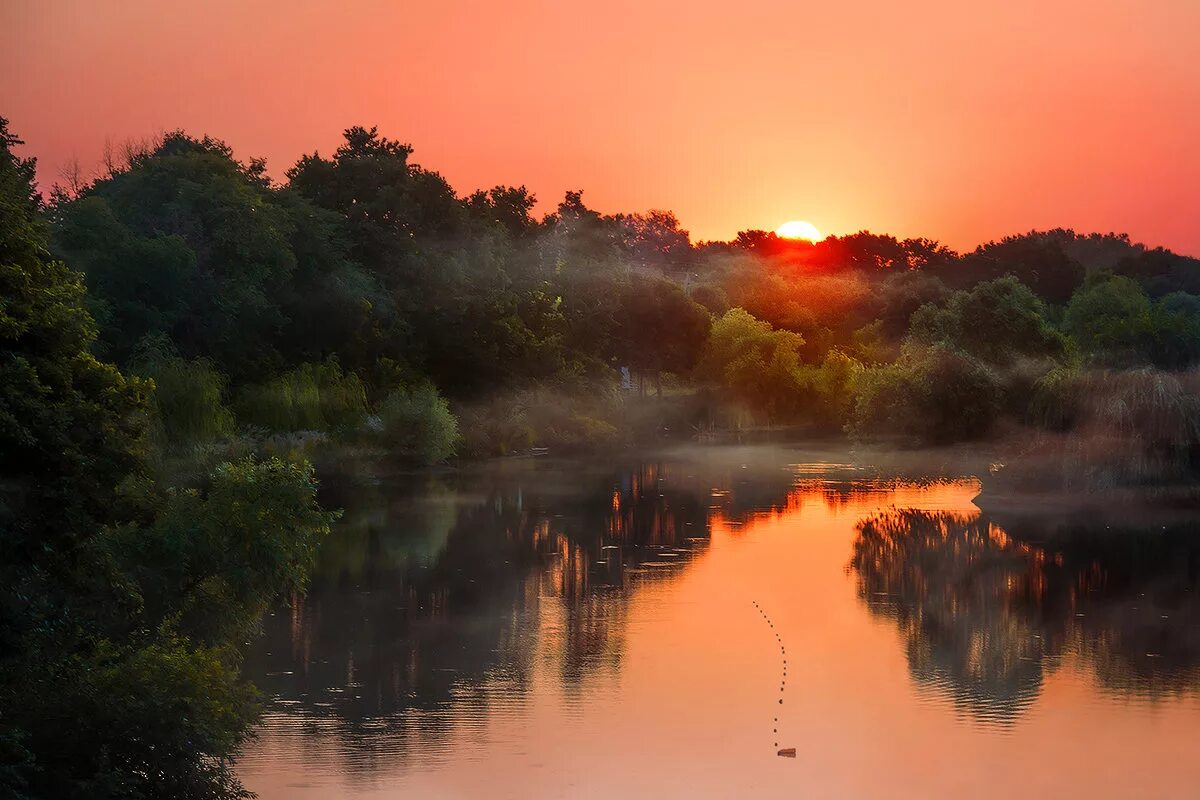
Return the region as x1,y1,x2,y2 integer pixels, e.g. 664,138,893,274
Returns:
3,0,1198,254
3,121,1191,257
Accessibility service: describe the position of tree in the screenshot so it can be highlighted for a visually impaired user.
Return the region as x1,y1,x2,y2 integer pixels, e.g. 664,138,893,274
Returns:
1115,246,1200,297
616,210,693,272
376,383,459,464
0,117,149,564
1064,275,1200,368
1062,273,1156,368
945,234,1085,304
0,120,333,799
53,132,298,377
701,308,807,422
466,185,538,239
287,126,463,273
613,277,711,395
909,276,1069,367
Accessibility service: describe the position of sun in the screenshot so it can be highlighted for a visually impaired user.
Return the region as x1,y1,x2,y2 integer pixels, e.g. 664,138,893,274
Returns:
776,220,822,242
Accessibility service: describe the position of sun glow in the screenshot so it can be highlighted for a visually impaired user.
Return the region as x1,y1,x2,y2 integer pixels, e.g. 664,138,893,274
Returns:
776,220,822,242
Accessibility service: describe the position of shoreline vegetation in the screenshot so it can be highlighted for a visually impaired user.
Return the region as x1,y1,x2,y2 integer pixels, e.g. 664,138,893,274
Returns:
40,124,1200,493
6,116,1200,797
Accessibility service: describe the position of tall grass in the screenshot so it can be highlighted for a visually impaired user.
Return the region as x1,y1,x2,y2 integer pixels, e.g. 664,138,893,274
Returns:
1029,367,1200,487
130,338,233,449
234,360,368,433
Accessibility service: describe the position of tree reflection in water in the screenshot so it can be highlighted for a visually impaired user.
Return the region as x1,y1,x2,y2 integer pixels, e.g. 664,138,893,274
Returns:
244,451,1200,784
849,507,1200,725
244,458,714,771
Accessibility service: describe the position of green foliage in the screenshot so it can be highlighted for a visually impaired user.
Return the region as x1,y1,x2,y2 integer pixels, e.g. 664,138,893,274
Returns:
5,457,331,799
51,195,196,361
376,383,459,464
455,389,624,457
701,308,807,423
616,209,692,271
51,133,298,377
107,457,334,644
0,120,153,674
613,276,711,382
52,132,396,380
949,234,1085,303
1063,274,1152,361
454,396,536,457
909,276,1069,366
28,119,1200,483
1115,246,1200,297
0,121,151,544
234,360,368,433
7,632,258,800
1063,274,1200,368
131,335,233,448
850,344,1003,444
799,348,863,428
1,122,337,799
288,127,579,396
868,269,950,339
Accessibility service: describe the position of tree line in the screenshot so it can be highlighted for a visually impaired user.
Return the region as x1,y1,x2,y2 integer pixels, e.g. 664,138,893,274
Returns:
36,124,1200,471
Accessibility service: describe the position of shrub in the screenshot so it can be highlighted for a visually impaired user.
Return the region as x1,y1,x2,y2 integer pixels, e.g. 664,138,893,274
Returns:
455,389,628,457
1063,275,1154,364
454,395,536,457
1063,276,1200,369
850,344,1003,444
376,383,459,464
106,456,335,644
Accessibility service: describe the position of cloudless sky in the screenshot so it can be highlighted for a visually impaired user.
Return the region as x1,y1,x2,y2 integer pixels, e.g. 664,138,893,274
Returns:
3,0,1199,252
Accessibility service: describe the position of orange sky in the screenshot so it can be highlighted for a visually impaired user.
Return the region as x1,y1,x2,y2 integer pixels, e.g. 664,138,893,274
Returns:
3,0,1199,252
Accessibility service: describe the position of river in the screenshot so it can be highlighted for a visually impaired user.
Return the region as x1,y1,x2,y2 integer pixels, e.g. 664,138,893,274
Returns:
237,444,1200,798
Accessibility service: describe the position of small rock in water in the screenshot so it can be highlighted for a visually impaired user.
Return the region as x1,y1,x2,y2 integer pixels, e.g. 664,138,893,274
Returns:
777,748,796,758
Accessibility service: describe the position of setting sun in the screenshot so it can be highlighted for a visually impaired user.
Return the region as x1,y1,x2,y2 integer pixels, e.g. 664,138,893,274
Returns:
776,220,822,242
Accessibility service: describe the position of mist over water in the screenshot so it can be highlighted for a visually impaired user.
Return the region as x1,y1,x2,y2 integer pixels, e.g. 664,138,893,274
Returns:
237,445,1200,798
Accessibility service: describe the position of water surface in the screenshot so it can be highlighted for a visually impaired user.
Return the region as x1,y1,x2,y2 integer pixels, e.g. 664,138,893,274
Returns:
238,445,1200,798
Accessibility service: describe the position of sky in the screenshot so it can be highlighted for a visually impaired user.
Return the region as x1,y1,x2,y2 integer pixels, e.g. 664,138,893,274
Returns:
3,0,1199,253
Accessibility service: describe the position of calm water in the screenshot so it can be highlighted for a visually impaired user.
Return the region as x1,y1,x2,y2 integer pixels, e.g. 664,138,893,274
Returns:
238,445,1200,798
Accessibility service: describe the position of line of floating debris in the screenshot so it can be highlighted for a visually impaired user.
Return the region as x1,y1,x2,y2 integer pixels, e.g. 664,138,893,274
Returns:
751,600,793,758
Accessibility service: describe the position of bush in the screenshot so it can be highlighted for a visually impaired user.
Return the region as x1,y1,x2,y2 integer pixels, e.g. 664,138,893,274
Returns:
455,389,627,457
850,344,1003,444
454,395,536,457
376,383,459,464
234,359,367,433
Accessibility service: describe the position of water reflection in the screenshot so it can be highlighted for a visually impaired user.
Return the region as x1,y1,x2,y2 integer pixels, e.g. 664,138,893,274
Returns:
242,449,1200,797
849,508,1200,725
245,457,716,775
